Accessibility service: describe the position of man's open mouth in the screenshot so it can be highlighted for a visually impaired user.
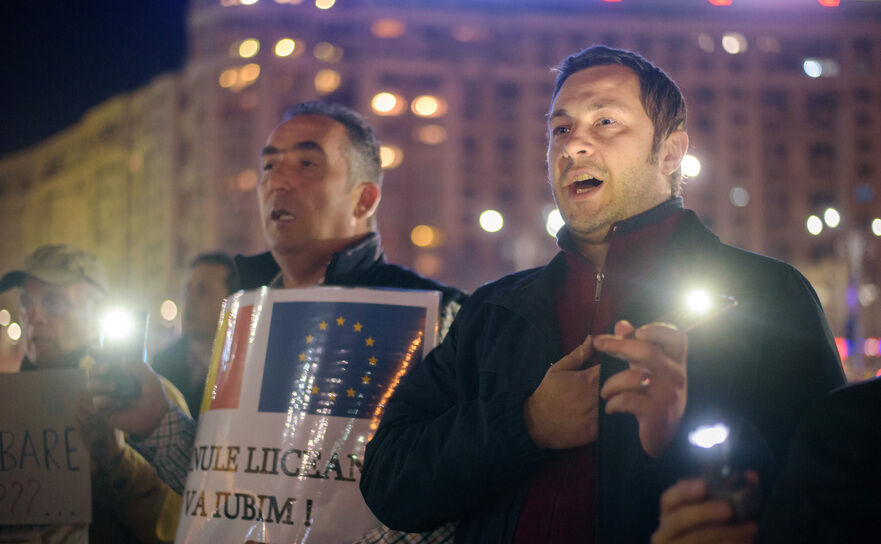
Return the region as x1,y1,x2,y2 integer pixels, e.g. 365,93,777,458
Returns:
270,209,296,221
571,174,603,194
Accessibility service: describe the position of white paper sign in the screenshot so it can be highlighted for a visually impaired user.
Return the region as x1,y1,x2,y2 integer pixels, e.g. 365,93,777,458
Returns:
175,287,439,544
0,369,91,525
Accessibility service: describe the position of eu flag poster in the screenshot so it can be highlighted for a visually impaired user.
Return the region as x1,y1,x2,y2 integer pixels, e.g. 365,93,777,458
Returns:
176,287,440,544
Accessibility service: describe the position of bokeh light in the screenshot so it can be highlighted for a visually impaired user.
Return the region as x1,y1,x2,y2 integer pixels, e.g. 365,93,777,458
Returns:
315,0,335,8
160,300,178,322
219,68,239,88
872,218,881,237
7,322,21,342
681,154,701,178
101,310,134,341
729,187,749,207
237,169,258,191
238,39,260,58
803,59,822,78
314,41,343,62
545,209,564,237
240,63,261,83
371,92,405,116
371,19,406,39
479,210,504,233
275,38,297,57
0,309,10,327
823,207,840,228
380,145,403,169
314,69,341,94
685,289,712,314
411,95,447,118
807,215,823,235
416,124,447,145
721,32,747,55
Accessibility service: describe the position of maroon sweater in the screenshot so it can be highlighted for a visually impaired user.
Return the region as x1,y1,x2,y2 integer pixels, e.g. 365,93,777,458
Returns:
513,208,684,543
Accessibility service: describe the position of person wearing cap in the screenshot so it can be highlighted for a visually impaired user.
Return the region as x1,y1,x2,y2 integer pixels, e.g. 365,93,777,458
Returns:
0,243,189,544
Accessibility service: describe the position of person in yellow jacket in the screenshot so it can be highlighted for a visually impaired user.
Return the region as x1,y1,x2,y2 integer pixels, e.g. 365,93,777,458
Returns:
0,244,187,544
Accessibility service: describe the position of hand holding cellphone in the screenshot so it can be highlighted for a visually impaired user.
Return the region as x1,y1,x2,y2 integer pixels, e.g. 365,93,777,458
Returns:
97,310,148,399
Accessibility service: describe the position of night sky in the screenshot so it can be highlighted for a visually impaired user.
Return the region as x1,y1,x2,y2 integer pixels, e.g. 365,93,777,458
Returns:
0,1,187,156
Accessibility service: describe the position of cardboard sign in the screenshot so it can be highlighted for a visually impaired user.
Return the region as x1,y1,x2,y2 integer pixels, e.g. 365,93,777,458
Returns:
175,287,439,544
0,369,91,525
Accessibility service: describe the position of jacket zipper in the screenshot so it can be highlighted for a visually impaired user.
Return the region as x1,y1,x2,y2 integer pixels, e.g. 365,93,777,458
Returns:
594,271,605,302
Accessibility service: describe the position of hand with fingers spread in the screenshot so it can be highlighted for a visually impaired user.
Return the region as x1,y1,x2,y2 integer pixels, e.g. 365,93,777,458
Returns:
651,476,759,544
523,334,600,450
88,358,171,438
595,320,687,458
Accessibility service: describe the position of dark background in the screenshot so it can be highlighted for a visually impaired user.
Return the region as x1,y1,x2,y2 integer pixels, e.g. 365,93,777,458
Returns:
0,1,187,156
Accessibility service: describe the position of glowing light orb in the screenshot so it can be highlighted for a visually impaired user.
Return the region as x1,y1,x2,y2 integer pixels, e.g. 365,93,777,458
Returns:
681,154,701,178
0,309,10,327
275,38,297,57
101,309,134,342
689,423,730,449
823,207,840,228
7,322,21,341
807,215,823,235
685,289,712,314
479,210,504,233
160,300,178,322
238,39,260,58
545,209,564,237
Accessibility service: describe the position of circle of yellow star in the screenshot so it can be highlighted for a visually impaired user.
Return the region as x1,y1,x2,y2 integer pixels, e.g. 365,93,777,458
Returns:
365,336,375,347
328,393,338,401
319,321,328,330
336,316,346,326
305,334,314,343
346,388,356,397
353,322,363,332
311,386,319,394
361,375,371,384
368,356,378,366
299,352,306,361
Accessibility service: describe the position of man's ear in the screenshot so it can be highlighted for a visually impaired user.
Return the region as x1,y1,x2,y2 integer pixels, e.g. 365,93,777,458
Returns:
353,182,381,220
659,130,689,177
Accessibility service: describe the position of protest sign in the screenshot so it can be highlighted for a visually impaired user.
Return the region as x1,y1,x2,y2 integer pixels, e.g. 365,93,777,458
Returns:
0,369,91,525
175,287,439,543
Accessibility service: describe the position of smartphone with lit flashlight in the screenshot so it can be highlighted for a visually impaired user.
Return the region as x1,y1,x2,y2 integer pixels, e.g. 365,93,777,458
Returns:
98,310,148,399
668,292,738,333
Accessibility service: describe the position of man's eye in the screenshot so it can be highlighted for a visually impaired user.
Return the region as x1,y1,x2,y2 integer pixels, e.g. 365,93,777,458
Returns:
262,162,274,171
301,159,317,168
551,126,570,136
597,118,616,127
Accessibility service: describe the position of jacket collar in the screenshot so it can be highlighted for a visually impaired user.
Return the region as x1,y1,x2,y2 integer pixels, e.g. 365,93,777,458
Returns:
555,197,685,252
487,203,718,336
268,232,386,288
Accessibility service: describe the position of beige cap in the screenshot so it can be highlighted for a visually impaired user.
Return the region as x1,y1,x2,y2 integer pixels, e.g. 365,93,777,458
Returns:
0,244,109,294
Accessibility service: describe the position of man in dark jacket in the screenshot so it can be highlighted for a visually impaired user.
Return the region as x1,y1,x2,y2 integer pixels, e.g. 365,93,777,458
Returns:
360,45,845,543
90,102,464,542
152,252,239,419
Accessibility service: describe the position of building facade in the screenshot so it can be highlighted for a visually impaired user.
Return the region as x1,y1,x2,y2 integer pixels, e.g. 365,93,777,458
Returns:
1,0,879,375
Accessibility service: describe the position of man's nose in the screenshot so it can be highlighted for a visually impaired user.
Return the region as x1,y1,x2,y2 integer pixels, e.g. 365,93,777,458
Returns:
562,125,595,159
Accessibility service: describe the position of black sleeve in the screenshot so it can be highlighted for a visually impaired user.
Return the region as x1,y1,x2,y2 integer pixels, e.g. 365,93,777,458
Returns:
359,298,545,532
